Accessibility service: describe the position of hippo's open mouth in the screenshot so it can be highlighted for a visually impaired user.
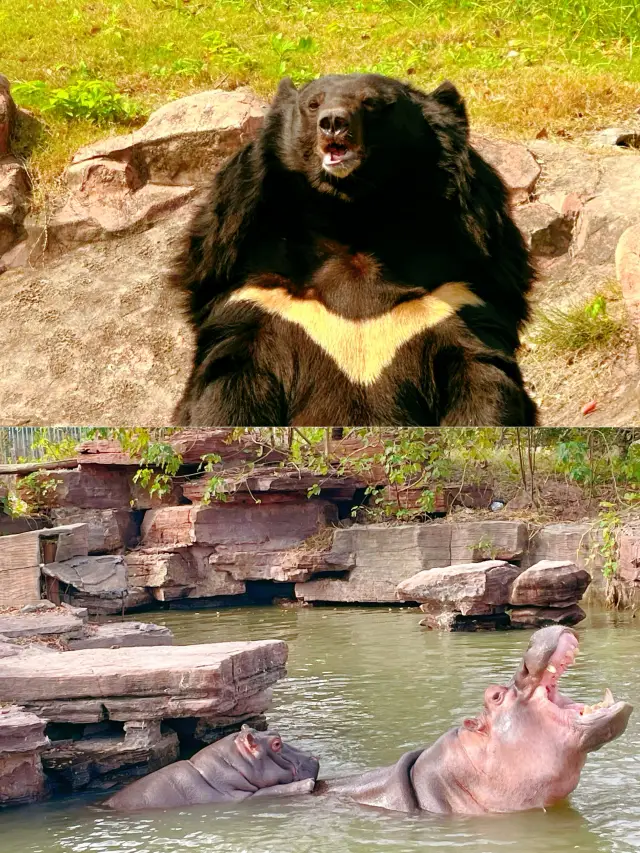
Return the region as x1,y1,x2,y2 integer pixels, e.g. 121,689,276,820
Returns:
533,630,629,740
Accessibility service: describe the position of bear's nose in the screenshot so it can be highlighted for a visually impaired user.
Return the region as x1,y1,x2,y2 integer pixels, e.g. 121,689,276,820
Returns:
318,108,350,137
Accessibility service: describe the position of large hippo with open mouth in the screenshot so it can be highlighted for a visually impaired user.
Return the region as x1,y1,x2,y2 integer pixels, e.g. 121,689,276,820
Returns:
318,626,633,814
104,725,319,811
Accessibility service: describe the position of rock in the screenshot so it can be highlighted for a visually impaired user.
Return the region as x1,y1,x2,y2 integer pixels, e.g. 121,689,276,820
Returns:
592,127,640,149
449,521,527,562
509,604,586,628
0,156,31,257
295,523,452,603
509,559,591,607
0,216,192,425
513,201,575,257
0,75,15,157
67,621,173,650
526,523,605,601
50,89,266,249
42,726,179,793
619,524,640,584
471,135,541,203
615,223,640,332
50,508,141,553
0,640,288,719
397,560,522,615
141,501,337,550
0,608,87,639
0,706,49,805
21,600,58,613
42,554,128,598
125,549,246,599
419,609,511,631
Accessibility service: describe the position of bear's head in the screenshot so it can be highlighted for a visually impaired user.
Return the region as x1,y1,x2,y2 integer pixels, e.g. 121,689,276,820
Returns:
266,73,471,199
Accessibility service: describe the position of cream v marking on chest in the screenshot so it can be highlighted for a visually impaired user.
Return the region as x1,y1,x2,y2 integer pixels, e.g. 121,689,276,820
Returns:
228,282,483,385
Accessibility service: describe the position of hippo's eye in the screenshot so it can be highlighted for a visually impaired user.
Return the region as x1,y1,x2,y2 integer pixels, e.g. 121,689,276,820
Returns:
270,738,282,752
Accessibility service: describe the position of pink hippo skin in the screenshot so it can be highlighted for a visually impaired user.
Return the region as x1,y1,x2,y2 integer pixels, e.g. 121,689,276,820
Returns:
319,626,633,814
104,725,319,811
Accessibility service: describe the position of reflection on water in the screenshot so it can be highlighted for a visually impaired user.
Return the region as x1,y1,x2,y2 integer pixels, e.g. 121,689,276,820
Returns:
2,606,639,853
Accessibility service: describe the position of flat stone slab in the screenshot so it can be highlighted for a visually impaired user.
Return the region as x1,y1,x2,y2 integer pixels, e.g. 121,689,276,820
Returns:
42,554,128,596
0,609,87,639
397,560,522,615
67,621,173,650
509,559,591,607
0,640,287,706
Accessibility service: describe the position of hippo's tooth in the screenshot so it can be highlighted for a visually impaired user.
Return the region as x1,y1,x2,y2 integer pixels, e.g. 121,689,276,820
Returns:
547,664,557,674
603,688,614,707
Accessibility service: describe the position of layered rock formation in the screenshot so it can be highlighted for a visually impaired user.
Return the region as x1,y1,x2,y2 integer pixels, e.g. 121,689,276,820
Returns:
0,707,49,805
0,639,287,798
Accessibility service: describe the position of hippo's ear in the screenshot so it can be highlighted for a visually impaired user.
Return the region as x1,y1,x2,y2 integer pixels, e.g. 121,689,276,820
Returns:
463,717,487,735
236,727,261,757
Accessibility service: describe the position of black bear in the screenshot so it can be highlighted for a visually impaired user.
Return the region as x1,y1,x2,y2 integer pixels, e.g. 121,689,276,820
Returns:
172,73,537,426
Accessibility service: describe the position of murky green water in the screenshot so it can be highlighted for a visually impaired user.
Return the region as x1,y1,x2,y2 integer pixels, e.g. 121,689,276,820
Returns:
2,606,639,853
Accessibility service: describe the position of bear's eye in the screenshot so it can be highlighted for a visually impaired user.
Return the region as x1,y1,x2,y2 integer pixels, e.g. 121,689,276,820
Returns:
362,96,378,110
307,98,321,112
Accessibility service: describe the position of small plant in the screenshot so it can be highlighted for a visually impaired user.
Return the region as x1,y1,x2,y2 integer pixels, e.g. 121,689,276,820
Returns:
16,472,62,511
531,293,623,354
592,502,622,578
0,490,30,518
12,79,142,124
470,534,498,559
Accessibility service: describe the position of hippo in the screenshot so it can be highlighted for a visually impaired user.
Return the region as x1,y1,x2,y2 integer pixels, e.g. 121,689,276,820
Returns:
104,725,319,811
317,626,633,814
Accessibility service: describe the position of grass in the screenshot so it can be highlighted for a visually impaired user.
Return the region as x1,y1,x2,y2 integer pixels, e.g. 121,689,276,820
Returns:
529,290,626,354
2,0,640,203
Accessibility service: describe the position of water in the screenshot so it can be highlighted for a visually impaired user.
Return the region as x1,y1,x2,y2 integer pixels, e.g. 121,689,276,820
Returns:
2,606,639,853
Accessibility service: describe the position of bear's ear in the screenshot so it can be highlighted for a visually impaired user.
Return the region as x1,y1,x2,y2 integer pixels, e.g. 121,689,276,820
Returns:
430,80,468,127
274,76,298,103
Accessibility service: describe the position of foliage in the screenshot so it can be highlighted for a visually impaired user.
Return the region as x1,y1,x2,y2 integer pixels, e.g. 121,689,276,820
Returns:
13,79,142,124
593,503,622,578
16,472,63,512
30,428,83,462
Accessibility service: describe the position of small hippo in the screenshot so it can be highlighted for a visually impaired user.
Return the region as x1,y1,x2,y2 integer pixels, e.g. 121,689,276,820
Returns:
318,626,633,814
104,725,319,811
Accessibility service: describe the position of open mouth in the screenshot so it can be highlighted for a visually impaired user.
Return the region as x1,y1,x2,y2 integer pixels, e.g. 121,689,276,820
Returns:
536,631,619,720
320,143,360,177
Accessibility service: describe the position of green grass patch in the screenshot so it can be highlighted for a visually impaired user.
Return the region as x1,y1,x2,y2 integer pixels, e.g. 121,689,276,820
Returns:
2,0,640,201
531,292,625,353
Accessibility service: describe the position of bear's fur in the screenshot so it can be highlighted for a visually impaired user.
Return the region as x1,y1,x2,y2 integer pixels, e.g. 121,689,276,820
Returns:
172,73,537,426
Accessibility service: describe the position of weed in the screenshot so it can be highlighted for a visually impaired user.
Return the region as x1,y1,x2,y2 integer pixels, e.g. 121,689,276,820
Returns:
530,293,624,354
12,79,141,124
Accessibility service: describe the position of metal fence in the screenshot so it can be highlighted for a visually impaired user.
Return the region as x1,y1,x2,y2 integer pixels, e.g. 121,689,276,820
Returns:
0,427,88,464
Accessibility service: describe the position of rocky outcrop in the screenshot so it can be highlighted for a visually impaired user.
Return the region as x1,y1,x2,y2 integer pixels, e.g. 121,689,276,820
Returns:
128,500,339,597
0,639,286,797
295,524,450,603
0,638,285,800
0,707,49,805
396,557,590,631
47,89,267,251
295,521,528,604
